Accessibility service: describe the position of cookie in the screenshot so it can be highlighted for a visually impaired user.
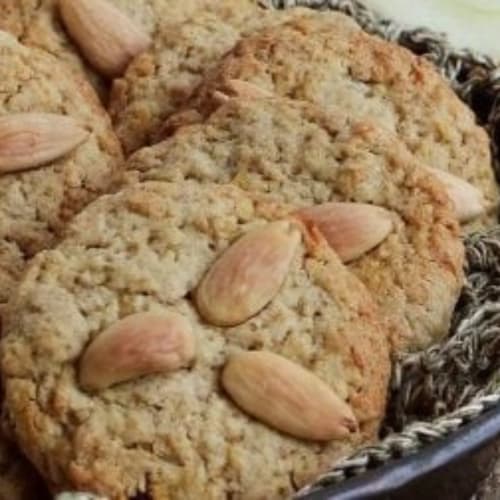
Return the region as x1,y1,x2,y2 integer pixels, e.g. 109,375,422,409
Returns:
0,0,207,100
126,96,465,351
108,3,319,154
177,12,498,228
0,31,123,304
0,29,122,497
1,180,390,499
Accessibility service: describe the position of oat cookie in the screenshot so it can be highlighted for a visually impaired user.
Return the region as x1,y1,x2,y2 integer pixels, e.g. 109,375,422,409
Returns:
126,96,465,351
0,30,122,305
179,12,498,227
0,31,122,495
1,181,390,499
108,3,324,154
0,0,206,100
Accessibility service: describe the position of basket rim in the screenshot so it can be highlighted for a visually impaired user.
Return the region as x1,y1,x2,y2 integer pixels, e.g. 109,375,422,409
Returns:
301,405,500,499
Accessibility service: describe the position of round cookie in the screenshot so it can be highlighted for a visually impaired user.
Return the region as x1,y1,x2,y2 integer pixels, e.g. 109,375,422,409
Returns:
177,12,498,228
108,3,321,154
0,0,209,100
0,31,123,305
126,96,465,351
1,181,390,499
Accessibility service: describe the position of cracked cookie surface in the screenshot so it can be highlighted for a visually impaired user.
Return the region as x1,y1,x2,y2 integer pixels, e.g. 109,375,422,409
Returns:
0,0,208,100
1,181,390,499
108,3,322,154
0,31,123,306
0,31,122,496
178,12,498,229
126,96,465,351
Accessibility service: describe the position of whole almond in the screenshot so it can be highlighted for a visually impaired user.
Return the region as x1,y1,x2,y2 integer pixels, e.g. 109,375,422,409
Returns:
423,166,485,223
295,202,393,262
0,113,89,173
222,351,357,441
195,221,301,326
79,311,195,391
59,0,151,77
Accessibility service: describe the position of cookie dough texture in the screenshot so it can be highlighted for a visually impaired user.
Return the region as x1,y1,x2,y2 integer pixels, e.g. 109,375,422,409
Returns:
0,0,208,98
180,12,498,226
1,181,390,499
108,2,319,154
0,31,123,305
126,97,465,351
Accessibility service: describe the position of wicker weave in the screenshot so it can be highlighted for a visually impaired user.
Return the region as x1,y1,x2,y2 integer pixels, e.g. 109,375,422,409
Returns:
262,1,500,497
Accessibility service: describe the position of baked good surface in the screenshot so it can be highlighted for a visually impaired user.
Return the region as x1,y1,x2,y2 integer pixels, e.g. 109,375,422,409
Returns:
0,0,207,99
126,96,465,351
179,12,498,227
1,180,390,499
0,30,123,305
108,3,320,154
0,30,122,496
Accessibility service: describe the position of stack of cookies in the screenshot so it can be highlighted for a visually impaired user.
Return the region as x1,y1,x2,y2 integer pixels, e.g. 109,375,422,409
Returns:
0,1,496,499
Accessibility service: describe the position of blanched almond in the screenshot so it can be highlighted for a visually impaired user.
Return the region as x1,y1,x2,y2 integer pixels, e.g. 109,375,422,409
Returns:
195,221,301,326
79,311,195,391
0,113,88,173
295,202,393,262
59,0,151,77
423,167,485,223
222,351,357,441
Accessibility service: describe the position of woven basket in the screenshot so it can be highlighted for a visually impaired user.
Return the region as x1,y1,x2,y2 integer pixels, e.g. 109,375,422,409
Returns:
261,1,500,497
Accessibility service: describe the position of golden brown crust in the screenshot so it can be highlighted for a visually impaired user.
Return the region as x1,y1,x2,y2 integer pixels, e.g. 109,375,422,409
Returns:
1,181,390,499
177,13,497,227
0,31,123,304
0,30,124,499
126,96,465,351
108,4,322,154
0,0,207,101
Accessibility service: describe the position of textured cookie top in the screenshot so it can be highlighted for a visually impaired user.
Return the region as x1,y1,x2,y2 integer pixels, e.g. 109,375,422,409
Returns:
0,31,122,304
1,181,390,499
180,13,498,225
0,0,207,98
127,96,465,351
108,3,323,154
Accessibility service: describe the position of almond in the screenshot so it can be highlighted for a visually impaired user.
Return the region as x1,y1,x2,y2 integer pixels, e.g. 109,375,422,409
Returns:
59,0,151,77
0,113,89,173
423,166,485,223
79,311,195,391
294,202,393,262
195,221,301,326
222,351,357,441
